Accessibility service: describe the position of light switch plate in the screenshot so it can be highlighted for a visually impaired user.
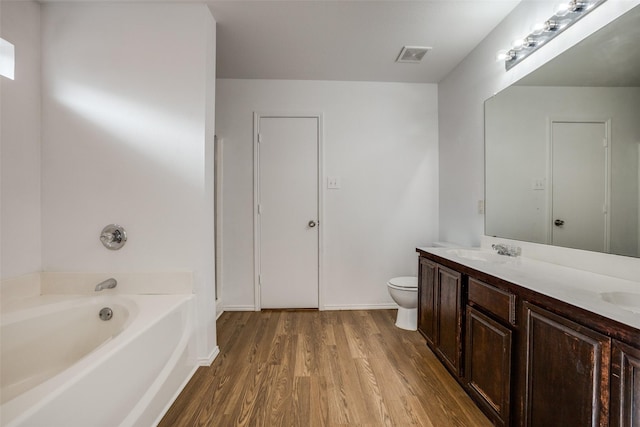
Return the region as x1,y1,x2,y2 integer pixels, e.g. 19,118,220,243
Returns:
327,176,341,189
532,178,545,190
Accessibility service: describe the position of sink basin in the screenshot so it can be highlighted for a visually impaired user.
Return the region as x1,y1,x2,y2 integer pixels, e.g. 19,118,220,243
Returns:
600,292,640,314
445,248,512,263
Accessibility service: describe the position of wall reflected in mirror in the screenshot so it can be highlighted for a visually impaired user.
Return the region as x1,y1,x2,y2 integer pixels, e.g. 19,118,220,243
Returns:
485,4,640,257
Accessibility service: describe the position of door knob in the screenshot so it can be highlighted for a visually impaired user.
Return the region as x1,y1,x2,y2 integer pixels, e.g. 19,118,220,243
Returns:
554,219,565,226
308,220,317,228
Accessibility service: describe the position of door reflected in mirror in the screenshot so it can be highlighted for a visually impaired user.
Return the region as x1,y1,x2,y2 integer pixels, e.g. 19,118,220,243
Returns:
485,5,640,257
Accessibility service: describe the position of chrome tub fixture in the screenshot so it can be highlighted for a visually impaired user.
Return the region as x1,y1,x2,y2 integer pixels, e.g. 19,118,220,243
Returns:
95,278,117,292
98,307,113,321
100,224,127,250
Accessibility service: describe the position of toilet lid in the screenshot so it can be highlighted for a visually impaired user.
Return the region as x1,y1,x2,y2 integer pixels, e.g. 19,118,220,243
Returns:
388,276,418,288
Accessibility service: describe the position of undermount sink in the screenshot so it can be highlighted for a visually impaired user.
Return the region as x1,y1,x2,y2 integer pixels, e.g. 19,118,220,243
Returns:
600,292,640,314
445,248,512,263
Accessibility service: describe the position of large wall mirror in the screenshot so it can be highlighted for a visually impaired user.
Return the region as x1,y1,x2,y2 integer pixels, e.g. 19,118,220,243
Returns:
485,4,640,257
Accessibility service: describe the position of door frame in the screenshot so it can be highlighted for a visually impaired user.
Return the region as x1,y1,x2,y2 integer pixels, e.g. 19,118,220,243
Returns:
546,118,612,252
214,135,224,316
253,112,325,311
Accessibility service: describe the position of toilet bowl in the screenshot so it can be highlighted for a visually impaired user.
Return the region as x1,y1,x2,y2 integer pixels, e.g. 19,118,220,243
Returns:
387,276,418,331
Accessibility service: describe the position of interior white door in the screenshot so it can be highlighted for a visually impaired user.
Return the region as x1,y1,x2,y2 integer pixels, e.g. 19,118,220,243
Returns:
551,121,608,252
258,116,319,309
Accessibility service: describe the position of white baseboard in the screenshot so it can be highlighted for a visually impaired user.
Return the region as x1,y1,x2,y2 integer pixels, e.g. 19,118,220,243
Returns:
198,346,220,367
221,304,397,311
222,305,256,311
323,303,398,311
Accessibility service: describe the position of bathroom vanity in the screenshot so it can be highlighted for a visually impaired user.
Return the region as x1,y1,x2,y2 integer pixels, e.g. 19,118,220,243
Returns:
430,3,640,425
417,247,640,427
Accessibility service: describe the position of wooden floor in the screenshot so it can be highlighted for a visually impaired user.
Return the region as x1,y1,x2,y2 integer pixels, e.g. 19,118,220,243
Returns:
159,310,492,426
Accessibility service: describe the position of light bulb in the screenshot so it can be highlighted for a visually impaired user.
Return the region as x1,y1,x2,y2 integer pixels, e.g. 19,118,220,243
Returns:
531,22,546,36
512,39,525,50
496,49,516,62
544,20,560,31
554,2,570,16
496,50,509,61
568,0,588,12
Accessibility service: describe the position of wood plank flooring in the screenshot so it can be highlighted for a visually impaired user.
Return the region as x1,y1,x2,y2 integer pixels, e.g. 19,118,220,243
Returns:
159,310,492,426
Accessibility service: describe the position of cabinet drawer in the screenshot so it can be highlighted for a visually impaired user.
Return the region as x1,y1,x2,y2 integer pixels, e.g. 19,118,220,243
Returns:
468,278,516,325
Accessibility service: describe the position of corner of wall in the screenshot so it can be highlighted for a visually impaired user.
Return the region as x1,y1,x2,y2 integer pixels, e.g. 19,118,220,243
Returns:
0,0,43,280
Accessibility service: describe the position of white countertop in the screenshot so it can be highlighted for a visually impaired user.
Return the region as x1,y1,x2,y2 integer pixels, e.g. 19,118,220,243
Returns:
417,247,640,330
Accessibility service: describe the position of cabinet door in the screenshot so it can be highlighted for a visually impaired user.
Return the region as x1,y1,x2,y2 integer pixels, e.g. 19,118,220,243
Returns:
465,306,512,426
611,339,640,427
436,266,463,377
523,302,611,427
418,257,437,344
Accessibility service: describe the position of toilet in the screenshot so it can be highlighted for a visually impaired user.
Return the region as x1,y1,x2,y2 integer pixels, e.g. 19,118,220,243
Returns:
387,276,418,331
388,243,458,331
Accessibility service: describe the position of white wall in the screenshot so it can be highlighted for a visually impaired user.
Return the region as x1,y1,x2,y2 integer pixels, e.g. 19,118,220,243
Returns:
40,3,217,360
485,86,640,256
217,79,439,310
438,0,640,250
1,0,42,280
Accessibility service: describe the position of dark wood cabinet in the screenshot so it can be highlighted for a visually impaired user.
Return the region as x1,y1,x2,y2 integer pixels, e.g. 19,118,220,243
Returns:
418,257,437,344
417,258,464,377
435,265,464,377
523,302,611,427
465,277,516,425
417,250,640,427
465,306,512,426
611,339,640,427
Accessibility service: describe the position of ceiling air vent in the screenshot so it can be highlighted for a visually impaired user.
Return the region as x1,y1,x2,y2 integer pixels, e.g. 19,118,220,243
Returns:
396,46,432,63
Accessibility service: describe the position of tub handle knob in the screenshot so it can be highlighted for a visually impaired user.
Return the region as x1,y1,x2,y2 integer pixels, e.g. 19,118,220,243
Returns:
100,224,127,250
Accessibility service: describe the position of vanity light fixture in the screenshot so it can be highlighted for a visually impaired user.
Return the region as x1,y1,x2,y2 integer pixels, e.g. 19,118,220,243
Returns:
498,0,607,70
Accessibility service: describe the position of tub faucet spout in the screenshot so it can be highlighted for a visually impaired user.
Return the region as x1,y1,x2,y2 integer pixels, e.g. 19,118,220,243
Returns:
95,278,117,292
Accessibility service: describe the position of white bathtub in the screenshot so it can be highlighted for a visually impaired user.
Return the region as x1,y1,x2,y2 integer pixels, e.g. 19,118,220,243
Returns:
0,294,196,427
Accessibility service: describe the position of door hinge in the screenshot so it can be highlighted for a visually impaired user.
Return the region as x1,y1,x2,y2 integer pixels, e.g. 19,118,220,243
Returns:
258,275,262,285
602,138,608,147
258,133,263,143
603,204,608,214
258,204,263,214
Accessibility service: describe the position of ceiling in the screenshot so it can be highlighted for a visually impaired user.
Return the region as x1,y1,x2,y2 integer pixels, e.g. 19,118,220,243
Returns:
207,1,521,83
34,0,521,83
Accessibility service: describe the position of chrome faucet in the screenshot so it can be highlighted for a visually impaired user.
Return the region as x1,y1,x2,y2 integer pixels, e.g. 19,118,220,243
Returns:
95,278,117,291
491,243,521,257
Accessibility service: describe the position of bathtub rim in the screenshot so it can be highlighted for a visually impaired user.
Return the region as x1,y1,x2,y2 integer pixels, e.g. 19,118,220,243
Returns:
1,294,139,327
